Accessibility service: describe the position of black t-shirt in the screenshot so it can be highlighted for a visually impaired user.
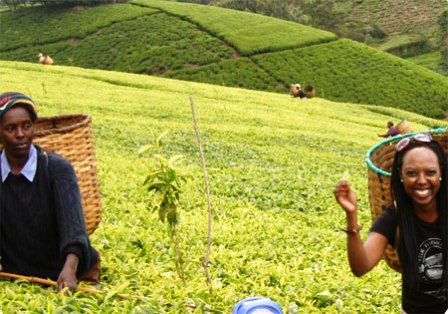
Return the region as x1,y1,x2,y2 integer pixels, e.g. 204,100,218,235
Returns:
371,205,448,313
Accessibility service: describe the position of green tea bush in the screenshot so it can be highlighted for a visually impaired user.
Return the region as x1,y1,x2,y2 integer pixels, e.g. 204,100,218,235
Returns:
252,39,448,118
132,0,338,56
1,60,435,313
0,10,234,75
166,58,284,93
0,4,155,51
1,1,446,121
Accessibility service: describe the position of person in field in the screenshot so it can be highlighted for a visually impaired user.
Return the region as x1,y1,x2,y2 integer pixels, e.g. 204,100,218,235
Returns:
378,121,400,138
289,83,307,99
334,133,448,313
0,92,100,292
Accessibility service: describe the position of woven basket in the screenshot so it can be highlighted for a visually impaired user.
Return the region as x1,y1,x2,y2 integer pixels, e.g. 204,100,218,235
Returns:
396,119,412,134
304,85,315,99
0,115,102,235
365,127,448,272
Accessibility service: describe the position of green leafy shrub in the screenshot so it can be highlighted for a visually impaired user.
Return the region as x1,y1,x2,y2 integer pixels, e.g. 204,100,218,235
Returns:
140,132,188,285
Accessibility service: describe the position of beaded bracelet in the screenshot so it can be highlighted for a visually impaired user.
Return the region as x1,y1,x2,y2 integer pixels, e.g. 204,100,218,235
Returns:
340,225,362,235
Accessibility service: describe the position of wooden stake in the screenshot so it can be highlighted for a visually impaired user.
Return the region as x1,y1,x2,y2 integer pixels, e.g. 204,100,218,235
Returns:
0,271,136,300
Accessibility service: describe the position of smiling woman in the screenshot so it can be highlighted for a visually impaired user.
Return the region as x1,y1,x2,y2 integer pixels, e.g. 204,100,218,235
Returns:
366,129,448,273
334,131,448,313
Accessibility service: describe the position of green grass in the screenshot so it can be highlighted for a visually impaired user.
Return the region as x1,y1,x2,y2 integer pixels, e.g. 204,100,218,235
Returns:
1,60,443,313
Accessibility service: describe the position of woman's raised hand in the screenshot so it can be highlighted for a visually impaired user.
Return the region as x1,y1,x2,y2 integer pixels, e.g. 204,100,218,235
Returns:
334,180,358,214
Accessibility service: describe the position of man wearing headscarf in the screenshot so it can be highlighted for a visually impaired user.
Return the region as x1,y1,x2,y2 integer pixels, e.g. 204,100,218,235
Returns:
0,92,100,292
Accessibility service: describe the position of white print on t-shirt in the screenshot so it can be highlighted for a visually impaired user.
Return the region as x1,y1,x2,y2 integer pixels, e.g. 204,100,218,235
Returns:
418,237,443,282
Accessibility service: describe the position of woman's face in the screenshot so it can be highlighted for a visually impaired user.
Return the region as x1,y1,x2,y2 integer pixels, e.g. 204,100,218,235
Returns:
0,106,34,160
400,146,441,212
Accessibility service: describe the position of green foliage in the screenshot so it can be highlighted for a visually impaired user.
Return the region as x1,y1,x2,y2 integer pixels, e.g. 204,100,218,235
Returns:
207,0,447,73
3,0,126,10
442,44,448,69
141,131,187,227
54,12,233,74
439,10,448,70
140,131,188,285
438,10,448,38
132,0,338,56
166,58,284,93
369,23,387,40
0,5,233,74
0,4,155,51
2,60,437,312
251,39,448,118
385,38,430,58
406,51,447,77
0,0,446,121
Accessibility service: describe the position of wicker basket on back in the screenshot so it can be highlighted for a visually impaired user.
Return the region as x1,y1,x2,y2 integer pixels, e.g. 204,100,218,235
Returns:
0,114,102,235
365,127,448,272
396,119,412,134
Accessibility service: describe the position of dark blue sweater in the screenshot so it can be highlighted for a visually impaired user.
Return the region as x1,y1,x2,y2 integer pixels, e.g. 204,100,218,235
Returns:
0,146,97,280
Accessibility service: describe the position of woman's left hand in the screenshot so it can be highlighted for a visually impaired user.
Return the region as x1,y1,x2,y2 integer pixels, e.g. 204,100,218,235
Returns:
57,253,79,292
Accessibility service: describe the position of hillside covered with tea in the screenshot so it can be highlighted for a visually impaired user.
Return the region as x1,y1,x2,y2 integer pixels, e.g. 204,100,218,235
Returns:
2,59,444,313
0,0,447,119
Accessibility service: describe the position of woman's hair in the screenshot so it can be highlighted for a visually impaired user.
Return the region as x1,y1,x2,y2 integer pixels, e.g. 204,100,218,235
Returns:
390,138,448,291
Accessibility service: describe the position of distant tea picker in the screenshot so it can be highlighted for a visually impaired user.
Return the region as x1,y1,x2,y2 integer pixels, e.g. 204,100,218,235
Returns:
289,83,315,99
37,52,54,65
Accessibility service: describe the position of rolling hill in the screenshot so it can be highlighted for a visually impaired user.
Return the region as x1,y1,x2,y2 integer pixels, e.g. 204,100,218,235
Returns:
0,0,447,120
1,58,443,313
206,0,447,74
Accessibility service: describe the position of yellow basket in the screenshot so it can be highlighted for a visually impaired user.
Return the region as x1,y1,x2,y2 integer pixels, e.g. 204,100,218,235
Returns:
365,127,448,272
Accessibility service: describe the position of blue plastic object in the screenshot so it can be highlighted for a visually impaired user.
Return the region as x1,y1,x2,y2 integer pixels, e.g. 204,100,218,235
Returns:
232,297,283,314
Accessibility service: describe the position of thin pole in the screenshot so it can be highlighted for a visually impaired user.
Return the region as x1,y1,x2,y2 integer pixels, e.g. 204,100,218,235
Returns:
189,96,213,289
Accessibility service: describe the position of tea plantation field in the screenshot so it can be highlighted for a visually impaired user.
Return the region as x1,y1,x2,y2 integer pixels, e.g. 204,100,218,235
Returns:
1,60,445,313
1,1,447,119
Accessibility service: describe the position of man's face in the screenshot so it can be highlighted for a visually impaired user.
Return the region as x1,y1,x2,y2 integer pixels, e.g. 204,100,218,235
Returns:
0,106,34,159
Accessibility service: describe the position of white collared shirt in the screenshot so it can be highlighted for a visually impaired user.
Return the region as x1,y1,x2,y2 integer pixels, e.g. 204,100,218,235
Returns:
1,145,37,182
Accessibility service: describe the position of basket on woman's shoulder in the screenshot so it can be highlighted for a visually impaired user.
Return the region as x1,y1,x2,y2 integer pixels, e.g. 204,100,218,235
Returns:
0,114,102,235
365,125,448,272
